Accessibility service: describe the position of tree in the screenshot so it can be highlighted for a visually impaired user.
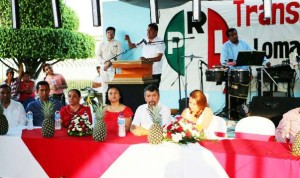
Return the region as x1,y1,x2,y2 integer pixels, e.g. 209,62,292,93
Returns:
0,0,95,79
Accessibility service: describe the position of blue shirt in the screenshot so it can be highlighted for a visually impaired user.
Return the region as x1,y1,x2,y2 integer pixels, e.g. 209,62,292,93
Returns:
220,40,252,70
26,98,62,126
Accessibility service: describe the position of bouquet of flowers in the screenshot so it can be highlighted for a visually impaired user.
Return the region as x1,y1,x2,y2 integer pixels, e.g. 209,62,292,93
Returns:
68,114,93,136
163,117,206,144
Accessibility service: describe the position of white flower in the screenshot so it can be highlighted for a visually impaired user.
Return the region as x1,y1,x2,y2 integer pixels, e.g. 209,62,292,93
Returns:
172,133,183,143
181,132,186,137
77,128,82,131
72,128,75,131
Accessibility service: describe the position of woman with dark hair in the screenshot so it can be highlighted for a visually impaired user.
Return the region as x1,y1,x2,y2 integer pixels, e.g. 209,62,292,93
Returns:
18,72,36,108
43,63,68,106
181,90,214,131
104,85,133,133
59,89,92,128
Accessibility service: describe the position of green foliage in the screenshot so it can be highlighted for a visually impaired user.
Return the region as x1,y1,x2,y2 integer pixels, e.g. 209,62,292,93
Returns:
0,0,95,79
0,0,79,30
0,28,95,79
0,28,94,59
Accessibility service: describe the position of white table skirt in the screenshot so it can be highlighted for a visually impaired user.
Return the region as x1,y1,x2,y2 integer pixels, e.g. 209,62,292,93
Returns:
0,127,48,178
101,142,229,178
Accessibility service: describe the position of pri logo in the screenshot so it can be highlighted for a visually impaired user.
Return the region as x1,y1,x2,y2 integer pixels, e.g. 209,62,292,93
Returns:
164,8,228,74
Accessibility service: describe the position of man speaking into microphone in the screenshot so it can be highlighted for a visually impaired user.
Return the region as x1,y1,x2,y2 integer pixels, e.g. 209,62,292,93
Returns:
125,23,165,87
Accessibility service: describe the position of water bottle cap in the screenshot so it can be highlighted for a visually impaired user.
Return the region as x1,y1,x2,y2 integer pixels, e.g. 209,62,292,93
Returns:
55,111,60,119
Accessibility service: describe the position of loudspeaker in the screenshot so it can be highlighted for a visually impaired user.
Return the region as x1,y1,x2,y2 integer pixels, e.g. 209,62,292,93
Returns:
51,0,62,28
179,98,189,114
249,96,300,126
11,0,20,29
91,0,101,27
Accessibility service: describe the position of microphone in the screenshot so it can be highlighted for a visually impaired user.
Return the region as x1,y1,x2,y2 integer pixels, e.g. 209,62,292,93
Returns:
136,39,146,46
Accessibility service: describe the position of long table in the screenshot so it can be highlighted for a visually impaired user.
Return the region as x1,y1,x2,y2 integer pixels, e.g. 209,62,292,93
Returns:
1,128,300,178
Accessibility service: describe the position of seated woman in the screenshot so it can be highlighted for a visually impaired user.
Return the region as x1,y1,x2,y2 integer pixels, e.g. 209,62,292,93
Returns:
181,90,215,138
59,89,92,128
104,85,133,133
18,72,35,109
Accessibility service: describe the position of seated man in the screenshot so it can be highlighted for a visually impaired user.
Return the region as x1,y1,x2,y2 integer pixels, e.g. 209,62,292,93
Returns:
131,84,171,136
0,84,26,128
275,108,300,143
26,81,62,126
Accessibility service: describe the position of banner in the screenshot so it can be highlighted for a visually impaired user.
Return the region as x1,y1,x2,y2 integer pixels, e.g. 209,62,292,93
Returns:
158,0,300,92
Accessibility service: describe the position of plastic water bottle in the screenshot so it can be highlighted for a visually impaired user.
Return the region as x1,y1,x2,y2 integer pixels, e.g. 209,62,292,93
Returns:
118,112,126,137
54,111,61,130
92,112,96,127
26,111,34,130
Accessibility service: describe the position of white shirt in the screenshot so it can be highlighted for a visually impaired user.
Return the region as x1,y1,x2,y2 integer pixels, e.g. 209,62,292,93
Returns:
132,103,172,130
141,37,166,75
93,74,109,93
96,39,123,80
3,99,26,128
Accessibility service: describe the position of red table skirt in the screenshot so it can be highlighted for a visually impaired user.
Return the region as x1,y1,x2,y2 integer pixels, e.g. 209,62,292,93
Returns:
21,128,147,178
22,128,300,178
200,139,300,178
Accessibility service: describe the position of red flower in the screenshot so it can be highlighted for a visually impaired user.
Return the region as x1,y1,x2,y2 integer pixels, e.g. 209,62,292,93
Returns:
167,124,173,130
166,131,172,139
185,131,191,138
176,126,183,132
82,127,87,132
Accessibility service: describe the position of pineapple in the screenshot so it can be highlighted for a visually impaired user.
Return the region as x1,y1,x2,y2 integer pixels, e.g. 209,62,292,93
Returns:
93,104,107,141
41,101,55,138
292,132,300,156
147,106,163,144
0,104,9,135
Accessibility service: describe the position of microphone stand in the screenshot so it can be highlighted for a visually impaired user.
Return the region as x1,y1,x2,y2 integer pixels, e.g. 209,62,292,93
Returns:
144,36,195,110
155,37,195,110
184,58,193,108
106,48,132,62
199,59,208,92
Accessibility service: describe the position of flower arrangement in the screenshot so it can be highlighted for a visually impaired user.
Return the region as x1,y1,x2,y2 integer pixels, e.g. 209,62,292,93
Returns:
68,115,93,136
162,117,206,144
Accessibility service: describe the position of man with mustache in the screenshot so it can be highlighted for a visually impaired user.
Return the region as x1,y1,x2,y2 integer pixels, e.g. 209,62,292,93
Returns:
130,84,171,136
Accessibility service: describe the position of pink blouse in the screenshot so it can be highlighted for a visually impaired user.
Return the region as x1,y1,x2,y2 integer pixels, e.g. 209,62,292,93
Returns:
45,73,66,95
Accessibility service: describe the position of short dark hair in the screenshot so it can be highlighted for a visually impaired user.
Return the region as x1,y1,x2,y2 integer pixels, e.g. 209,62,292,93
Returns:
0,84,11,92
23,71,31,76
96,66,101,70
106,26,116,33
226,28,237,37
6,68,14,76
148,23,158,31
36,81,49,91
144,84,159,96
105,85,124,105
68,89,81,97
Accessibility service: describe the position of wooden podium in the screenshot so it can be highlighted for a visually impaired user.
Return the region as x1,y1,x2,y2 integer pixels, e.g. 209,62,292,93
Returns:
107,60,158,113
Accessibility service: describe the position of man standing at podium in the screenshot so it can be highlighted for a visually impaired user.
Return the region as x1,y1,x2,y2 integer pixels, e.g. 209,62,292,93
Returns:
96,26,123,81
125,23,166,87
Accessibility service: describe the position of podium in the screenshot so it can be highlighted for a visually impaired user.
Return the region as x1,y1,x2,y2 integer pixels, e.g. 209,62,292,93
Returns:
107,60,157,113
112,60,153,81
